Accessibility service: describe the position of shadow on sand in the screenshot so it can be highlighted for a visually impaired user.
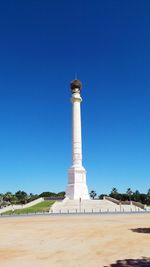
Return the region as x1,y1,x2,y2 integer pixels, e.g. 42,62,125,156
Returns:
104,257,150,267
131,228,150,234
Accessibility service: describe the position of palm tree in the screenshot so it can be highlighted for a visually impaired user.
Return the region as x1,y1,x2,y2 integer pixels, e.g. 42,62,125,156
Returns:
126,188,133,202
135,190,140,195
111,188,118,195
90,190,97,199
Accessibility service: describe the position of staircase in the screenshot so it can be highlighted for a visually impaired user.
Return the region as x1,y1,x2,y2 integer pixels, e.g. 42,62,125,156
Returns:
49,198,143,213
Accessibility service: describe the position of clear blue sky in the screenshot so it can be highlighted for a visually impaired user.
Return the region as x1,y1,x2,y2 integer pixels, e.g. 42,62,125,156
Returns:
0,0,150,194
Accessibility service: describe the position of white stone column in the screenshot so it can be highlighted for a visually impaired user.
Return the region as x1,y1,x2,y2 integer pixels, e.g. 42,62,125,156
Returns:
72,92,82,166
66,80,89,200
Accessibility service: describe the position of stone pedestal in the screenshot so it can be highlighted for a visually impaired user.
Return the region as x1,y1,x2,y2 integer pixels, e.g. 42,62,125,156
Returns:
66,166,89,199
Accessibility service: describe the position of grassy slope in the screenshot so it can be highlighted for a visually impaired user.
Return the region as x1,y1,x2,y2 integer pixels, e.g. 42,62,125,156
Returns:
2,201,54,215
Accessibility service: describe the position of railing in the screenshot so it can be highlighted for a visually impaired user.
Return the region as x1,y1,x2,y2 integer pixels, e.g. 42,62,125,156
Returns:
104,196,145,209
104,196,120,204
50,208,146,214
1,208,149,217
1,207,150,217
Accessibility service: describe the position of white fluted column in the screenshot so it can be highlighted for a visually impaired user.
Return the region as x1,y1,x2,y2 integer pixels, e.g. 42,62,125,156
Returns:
72,92,82,166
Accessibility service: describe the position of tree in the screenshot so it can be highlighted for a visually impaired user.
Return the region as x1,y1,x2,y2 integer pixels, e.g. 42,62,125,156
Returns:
126,188,132,194
15,191,28,204
39,192,57,198
98,194,107,200
126,188,133,201
3,192,13,202
109,188,119,199
146,189,150,205
111,188,118,195
135,190,140,195
57,191,65,198
90,190,97,199
147,189,150,196
28,193,38,202
0,193,3,202
133,190,141,202
10,195,18,204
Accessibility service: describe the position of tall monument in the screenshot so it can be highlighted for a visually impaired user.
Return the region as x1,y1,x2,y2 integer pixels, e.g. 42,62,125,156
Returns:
66,79,89,199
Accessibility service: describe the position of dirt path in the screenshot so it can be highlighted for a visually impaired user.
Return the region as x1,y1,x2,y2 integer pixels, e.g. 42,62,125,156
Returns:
0,214,150,267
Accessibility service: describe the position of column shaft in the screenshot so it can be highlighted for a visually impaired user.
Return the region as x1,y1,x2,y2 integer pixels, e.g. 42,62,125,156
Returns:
72,97,82,166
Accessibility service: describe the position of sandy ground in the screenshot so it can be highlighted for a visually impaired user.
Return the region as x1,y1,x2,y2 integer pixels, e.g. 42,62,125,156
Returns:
0,214,150,267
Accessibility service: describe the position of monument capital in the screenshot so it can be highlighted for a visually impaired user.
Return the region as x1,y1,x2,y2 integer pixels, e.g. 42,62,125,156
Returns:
70,79,82,94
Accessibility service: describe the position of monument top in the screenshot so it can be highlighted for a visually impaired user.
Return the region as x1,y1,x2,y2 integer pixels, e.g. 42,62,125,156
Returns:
70,79,82,93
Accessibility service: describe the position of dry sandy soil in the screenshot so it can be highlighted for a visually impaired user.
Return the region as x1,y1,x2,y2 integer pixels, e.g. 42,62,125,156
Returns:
0,214,150,267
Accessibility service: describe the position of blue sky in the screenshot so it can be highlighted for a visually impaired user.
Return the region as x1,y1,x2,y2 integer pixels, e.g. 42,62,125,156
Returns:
0,0,150,194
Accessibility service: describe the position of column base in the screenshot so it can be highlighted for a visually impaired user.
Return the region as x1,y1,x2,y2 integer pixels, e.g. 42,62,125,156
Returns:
66,165,89,200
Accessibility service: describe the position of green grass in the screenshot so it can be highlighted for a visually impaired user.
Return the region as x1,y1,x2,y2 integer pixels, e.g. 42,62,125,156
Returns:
2,200,54,215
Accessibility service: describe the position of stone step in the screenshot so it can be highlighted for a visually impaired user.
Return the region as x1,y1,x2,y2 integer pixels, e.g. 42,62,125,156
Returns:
50,199,143,213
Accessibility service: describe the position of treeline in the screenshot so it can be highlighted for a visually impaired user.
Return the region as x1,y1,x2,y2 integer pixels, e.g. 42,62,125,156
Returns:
1,188,150,208
90,188,150,205
0,191,65,207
